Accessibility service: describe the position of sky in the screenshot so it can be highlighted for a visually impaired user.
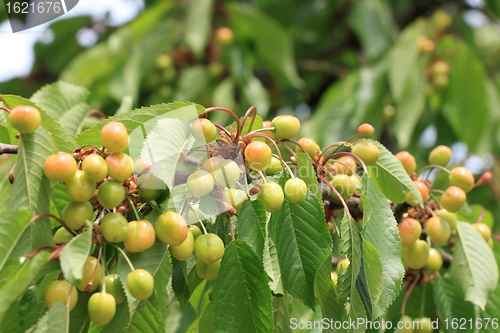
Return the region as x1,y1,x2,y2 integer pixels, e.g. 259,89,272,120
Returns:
0,0,143,82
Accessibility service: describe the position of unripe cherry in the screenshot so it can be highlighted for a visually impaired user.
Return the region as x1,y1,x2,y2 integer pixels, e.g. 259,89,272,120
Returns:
65,170,96,202
44,280,78,311
398,218,422,247
425,248,443,273
44,152,77,182
258,182,284,212
187,170,214,197
244,141,272,171
265,156,283,175
428,145,452,167
403,240,429,269
441,186,466,213
9,105,41,134
82,154,108,182
332,156,357,175
395,151,416,174
271,115,301,139
296,137,320,159
405,180,429,206
192,118,217,143
221,188,248,212
472,222,492,241
425,217,451,244
331,174,355,201
284,178,308,204
101,121,129,153
449,166,474,193
357,123,375,136
351,141,380,165
106,152,133,181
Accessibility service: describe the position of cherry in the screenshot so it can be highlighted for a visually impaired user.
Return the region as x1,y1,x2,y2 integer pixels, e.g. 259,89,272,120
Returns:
398,218,422,247
351,141,380,165
203,156,224,173
188,225,202,240
88,292,116,325
258,182,284,212
44,280,78,311
336,258,350,274
124,220,156,253
264,156,283,175
332,156,357,175
425,248,443,273
136,171,166,201
449,166,474,193
77,256,102,292
101,212,128,243
413,317,433,333
425,217,451,244
211,159,241,187
432,60,450,75
101,121,129,153
169,230,195,261
44,152,77,182
434,209,457,230
196,258,221,280
221,188,248,212
97,180,126,209
489,238,494,249
406,180,429,206
400,315,413,333
187,204,205,224
350,175,362,194
192,118,217,143
271,115,300,139
103,274,126,304
357,123,375,136
395,151,416,174
106,152,133,181
53,227,75,243
65,170,96,203
82,154,108,182
133,158,151,175
284,178,308,204
215,27,234,45
127,269,154,300
194,233,225,264
403,240,429,269
441,186,466,213
244,141,272,171
296,137,320,159
187,170,215,197
428,145,452,167
330,174,355,201
472,222,492,241
155,211,188,246
9,105,41,134
61,201,93,230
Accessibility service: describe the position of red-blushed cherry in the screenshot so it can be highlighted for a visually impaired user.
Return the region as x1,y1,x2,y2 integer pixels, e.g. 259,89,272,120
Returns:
9,105,41,134
155,211,188,246
44,153,77,182
271,115,301,139
101,121,129,153
244,141,272,171
124,220,156,253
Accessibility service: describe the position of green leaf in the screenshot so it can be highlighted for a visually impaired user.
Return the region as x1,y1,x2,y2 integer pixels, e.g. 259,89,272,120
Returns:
433,276,475,333
296,153,321,201
213,78,235,111
0,298,23,333
349,0,397,61
117,241,169,326
185,0,214,58
0,210,32,271
27,301,68,333
272,296,293,333
263,223,283,294
8,127,58,253
366,139,422,205
480,242,500,332
0,251,51,323
337,212,368,330
235,200,266,258
441,40,488,151
212,240,273,333
363,240,383,313
2,95,78,153
30,81,90,136
388,19,427,100
174,66,210,103
271,195,332,308
127,297,164,333
457,204,495,229
361,175,405,318
68,292,91,333
314,255,344,332
59,222,92,285
228,4,302,89
140,117,192,190
450,222,498,310
393,57,428,148
75,102,204,157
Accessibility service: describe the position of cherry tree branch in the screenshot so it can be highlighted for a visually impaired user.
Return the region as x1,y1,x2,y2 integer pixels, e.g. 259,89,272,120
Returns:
0,143,18,155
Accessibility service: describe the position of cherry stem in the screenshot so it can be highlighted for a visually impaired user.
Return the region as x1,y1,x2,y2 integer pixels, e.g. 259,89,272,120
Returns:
127,196,141,221
419,165,450,179
492,234,500,242
8,161,17,183
240,106,258,135
214,123,232,137
85,246,103,293
320,141,347,159
87,109,108,119
0,106,11,113
112,244,135,272
227,215,235,240
203,107,241,142
27,246,57,259
250,127,275,134
318,174,350,213
475,209,487,224
401,272,421,315
272,153,295,178
257,170,266,183
322,152,368,174
100,249,107,293
199,219,208,235
0,143,18,155
78,145,107,155
32,213,78,236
